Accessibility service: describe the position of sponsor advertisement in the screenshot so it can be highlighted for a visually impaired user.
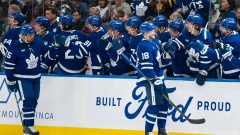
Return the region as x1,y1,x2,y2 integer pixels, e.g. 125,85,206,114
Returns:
0,74,240,135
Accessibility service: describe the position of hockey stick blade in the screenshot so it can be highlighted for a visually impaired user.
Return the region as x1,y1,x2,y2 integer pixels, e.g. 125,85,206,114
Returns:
120,53,206,124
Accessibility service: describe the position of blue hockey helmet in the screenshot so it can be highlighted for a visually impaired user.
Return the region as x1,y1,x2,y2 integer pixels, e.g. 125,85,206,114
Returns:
221,18,237,31
186,14,203,27
35,16,50,29
108,20,124,32
87,15,102,27
152,15,168,27
140,21,155,34
169,19,184,32
9,11,25,25
20,24,35,36
125,16,141,28
59,15,74,27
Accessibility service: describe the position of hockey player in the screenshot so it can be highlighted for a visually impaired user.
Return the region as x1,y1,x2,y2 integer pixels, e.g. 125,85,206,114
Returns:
125,16,143,66
84,15,109,75
183,0,214,26
4,24,51,135
191,18,240,79
164,19,192,77
0,11,25,56
98,19,137,75
34,16,54,46
44,15,87,74
171,14,219,86
136,21,169,135
152,15,173,77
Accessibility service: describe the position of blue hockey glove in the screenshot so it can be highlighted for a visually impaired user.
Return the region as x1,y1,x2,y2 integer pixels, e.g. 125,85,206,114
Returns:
54,35,70,49
195,70,207,86
218,43,233,60
162,42,176,59
97,39,112,51
151,77,164,92
102,63,110,75
112,39,126,55
191,40,208,54
6,79,19,92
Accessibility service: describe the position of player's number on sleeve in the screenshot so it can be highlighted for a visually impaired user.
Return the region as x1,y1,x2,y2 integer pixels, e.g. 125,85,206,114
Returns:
141,52,149,60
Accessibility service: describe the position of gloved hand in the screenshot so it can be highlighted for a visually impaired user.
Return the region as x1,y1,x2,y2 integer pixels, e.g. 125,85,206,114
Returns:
151,77,164,92
54,35,70,49
112,39,126,55
6,79,19,92
195,70,207,86
218,43,233,60
162,42,176,58
191,40,208,54
98,39,112,51
102,63,110,75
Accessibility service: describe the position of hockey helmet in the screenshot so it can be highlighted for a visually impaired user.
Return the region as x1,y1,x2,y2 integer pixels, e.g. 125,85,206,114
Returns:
169,19,184,32
140,21,155,34
108,20,124,32
35,16,50,29
9,11,25,25
221,18,237,31
186,14,203,27
87,15,102,27
125,16,141,28
59,15,74,27
20,24,35,36
152,15,168,27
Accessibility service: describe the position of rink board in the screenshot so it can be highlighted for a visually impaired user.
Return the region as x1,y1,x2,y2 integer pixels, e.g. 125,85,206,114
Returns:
0,74,240,135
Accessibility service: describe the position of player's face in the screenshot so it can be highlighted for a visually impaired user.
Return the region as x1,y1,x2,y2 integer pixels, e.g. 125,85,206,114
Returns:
144,30,155,40
169,28,179,37
125,26,132,34
7,16,14,25
34,23,40,32
25,33,35,42
107,28,114,37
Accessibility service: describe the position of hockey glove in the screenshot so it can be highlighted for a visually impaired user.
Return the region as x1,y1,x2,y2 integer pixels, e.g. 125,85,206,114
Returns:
112,39,126,55
191,40,208,54
97,39,112,51
151,77,164,92
102,63,110,75
195,70,207,86
162,42,176,59
54,35,70,49
6,79,19,92
218,43,233,60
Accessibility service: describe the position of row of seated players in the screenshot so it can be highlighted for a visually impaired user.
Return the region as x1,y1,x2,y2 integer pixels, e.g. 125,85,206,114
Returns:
2,11,240,87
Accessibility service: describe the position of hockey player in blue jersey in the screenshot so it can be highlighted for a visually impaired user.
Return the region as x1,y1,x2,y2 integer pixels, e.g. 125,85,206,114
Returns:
98,19,137,76
183,0,214,26
191,18,240,79
136,21,169,135
172,14,219,86
84,15,109,75
152,15,173,77
164,19,192,77
44,15,87,74
125,16,143,66
4,24,51,135
0,11,25,56
34,16,54,46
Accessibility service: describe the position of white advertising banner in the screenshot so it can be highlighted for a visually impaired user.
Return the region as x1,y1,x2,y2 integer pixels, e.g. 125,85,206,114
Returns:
0,75,240,134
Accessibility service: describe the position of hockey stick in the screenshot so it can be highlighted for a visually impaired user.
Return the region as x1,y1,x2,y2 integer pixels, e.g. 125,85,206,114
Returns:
13,91,24,127
120,53,206,124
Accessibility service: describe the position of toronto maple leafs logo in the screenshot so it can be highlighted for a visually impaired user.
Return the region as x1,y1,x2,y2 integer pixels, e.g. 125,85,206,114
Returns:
26,53,38,69
187,48,200,62
136,2,147,17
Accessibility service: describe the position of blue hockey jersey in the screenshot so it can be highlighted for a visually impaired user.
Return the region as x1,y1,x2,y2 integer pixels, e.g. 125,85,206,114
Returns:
0,27,21,56
4,37,47,81
177,28,219,77
131,0,151,21
48,21,61,36
106,36,137,76
83,27,109,74
128,33,143,66
137,39,164,81
46,30,87,74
